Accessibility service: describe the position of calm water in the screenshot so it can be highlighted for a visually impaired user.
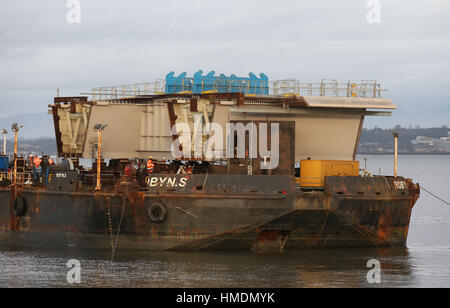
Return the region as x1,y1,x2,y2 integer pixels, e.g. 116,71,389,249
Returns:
1,155,449,288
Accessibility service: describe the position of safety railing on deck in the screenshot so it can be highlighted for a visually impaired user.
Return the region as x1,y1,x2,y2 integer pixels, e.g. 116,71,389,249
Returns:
0,172,11,182
272,79,385,98
84,79,387,100
0,171,33,187
88,80,166,100
2,171,124,190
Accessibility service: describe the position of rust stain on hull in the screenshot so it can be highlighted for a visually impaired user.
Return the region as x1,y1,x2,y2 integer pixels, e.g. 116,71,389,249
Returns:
0,175,419,251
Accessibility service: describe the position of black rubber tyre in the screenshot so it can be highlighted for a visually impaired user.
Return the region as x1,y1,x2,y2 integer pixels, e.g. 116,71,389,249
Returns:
147,203,167,223
14,196,27,217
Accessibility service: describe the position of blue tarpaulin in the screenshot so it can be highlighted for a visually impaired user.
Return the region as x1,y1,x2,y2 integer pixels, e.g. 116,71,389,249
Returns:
0,156,9,171
165,70,269,95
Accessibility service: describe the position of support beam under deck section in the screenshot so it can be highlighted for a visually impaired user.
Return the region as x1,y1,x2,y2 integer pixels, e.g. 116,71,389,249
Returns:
49,97,90,158
49,94,396,162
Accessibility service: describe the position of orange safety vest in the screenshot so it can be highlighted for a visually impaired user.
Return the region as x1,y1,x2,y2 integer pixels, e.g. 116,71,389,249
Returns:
146,160,155,173
124,164,132,177
34,156,42,168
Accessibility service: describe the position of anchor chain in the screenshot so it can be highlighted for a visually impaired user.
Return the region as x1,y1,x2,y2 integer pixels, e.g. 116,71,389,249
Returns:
106,197,115,251
111,186,128,262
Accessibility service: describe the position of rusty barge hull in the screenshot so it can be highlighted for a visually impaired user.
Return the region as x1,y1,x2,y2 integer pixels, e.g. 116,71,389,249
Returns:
0,175,418,251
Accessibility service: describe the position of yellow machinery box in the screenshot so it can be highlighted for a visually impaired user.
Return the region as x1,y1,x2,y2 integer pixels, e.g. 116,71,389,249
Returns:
299,160,360,188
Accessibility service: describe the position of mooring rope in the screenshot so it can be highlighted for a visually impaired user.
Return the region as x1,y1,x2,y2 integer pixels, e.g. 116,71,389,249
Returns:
421,186,450,206
111,185,128,262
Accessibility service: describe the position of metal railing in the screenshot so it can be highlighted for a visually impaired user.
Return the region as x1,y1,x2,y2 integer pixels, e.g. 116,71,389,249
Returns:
0,171,33,187
272,79,385,98
84,79,387,100
2,171,127,190
0,171,11,182
88,80,166,100
78,173,119,188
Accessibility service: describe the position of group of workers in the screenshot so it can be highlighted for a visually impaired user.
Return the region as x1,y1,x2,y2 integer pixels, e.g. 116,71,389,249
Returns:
123,156,193,179
7,153,193,186
28,154,55,185
146,156,193,175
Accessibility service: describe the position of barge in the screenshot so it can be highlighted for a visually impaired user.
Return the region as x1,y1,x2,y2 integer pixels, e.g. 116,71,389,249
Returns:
0,72,420,251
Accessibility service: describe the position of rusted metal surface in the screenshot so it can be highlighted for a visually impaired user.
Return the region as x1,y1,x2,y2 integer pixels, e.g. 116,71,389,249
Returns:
229,120,295,176
51,97,91,158
0,174,294,250
323,176,418,247
243,96,307,108
104,92,304,107
0,173,420,251
53,96,88,105
146,174,295,195
190,98,198,112
200,92,245,106
8,185,18,231
166,100,177,125
51,105,63,156
252,230,290,252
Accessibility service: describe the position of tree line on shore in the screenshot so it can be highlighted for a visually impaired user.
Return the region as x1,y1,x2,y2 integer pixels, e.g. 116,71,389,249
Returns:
359,125,449,153
2,137,57,156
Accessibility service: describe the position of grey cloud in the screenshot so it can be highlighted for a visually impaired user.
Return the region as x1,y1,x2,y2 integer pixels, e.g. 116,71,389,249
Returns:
0,0,449,128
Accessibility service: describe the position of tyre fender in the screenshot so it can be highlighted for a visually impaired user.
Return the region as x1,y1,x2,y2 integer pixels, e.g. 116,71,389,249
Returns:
147,203,167,223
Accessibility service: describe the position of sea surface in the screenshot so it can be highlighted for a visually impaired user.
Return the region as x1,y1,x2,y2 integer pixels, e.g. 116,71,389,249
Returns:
0,155,449,288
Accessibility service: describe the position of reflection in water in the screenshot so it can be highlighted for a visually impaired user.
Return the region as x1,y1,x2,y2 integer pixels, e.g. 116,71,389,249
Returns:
0,247,417,288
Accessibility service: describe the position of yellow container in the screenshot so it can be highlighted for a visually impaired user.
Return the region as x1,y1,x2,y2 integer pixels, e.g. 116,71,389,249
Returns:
299,160,360,188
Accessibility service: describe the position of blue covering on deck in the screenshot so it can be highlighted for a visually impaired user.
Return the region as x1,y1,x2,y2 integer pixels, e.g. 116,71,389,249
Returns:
0,156,9,171
165,70,269,95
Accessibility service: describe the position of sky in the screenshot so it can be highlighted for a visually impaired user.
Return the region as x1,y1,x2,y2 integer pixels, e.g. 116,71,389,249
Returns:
0,0,449,135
